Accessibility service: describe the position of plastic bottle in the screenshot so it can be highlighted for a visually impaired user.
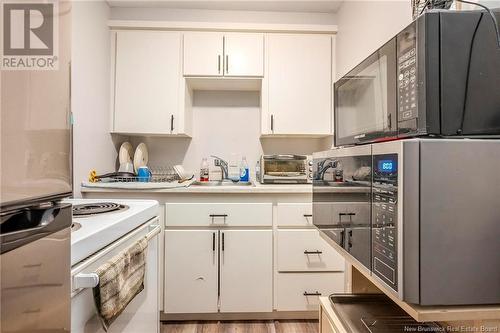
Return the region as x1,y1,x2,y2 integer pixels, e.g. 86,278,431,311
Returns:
200,158,209,182
228,153,240,182
240,156,249,182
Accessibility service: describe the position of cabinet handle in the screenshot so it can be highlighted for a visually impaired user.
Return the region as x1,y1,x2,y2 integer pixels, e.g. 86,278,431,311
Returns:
303,291,322,296
304,250,323,255
303,214,313,218
271,115,274,132
225,55,229,73
222,232,225,252
388,113,392,130
209,214,228,218
212,232,216,252
170,115,174,131
218,55,221,74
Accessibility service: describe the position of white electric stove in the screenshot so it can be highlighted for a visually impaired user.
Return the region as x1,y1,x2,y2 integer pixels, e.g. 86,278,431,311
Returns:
66,198,160,333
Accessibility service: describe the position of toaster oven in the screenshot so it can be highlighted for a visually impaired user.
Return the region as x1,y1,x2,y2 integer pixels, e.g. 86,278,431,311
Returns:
259,155,312,184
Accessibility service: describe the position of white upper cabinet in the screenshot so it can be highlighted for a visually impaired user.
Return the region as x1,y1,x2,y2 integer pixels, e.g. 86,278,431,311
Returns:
262,34,334,136
224,33,264,77
183,32,224,77
112,31,191,136
183,32,264,77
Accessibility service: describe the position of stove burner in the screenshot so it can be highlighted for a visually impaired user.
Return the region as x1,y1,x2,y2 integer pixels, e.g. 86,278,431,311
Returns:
72,202,129,217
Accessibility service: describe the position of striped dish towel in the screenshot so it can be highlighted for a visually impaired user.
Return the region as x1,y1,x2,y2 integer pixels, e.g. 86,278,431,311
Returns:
92,236,149,331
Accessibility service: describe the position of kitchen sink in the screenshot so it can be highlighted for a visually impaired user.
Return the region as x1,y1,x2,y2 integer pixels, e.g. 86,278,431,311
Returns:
192,180,254,187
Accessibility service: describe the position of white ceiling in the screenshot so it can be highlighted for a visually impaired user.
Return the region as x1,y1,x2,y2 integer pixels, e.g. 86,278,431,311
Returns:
107,1,344,13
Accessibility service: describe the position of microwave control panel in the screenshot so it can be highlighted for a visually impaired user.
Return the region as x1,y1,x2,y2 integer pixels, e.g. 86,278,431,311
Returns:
397,24,418,122
372,154,399,293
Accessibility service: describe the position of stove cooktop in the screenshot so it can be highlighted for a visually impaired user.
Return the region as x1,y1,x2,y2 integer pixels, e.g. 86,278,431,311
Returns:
64,198,159,266
72,202,129,217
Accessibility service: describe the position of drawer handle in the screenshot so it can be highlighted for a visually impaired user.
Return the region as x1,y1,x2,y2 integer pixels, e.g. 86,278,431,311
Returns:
210,214,228,224
303,291,322,296
303,214,313,218
304,250,323,255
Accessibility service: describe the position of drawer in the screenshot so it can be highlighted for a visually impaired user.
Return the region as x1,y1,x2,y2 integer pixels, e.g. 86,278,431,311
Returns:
313,202,370,226
275,272,345,311
166,203,272,227
277,229,345,272
277,203,313,227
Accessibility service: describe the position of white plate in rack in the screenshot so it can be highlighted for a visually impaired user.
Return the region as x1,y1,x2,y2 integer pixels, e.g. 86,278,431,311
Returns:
133,143,149,173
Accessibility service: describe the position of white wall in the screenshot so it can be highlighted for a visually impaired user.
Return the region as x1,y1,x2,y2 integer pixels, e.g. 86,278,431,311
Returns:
129,91,330,179
72,1,117,196
111,6,335,179
335,1,413,79
110,7,337,25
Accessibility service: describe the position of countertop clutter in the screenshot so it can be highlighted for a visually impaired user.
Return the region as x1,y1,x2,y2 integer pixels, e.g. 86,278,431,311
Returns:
81,181,312,194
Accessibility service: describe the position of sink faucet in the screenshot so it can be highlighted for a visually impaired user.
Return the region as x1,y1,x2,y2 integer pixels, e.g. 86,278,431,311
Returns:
211,155,229,180
316,158,340,180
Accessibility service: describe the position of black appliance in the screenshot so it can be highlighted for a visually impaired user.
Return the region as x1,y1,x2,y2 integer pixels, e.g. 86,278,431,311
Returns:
334,9,500,147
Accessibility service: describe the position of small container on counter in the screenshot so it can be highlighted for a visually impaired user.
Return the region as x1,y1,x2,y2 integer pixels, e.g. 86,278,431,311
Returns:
200,158,209,182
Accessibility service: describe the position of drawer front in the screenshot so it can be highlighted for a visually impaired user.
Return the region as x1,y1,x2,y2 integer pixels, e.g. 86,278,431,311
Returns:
276,272,345,311
166,203,272,227
277,229,345,272
313,202,370,227
277,203,313,227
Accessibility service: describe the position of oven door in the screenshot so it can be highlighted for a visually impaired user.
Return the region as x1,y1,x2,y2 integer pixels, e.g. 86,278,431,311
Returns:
334,38,397,146
312,146,372,270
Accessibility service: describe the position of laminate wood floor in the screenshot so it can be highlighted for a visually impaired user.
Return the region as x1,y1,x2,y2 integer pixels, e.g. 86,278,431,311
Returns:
162,320,319,333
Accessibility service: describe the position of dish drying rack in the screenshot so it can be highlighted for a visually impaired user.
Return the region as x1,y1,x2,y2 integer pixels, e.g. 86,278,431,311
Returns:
107,166,181,183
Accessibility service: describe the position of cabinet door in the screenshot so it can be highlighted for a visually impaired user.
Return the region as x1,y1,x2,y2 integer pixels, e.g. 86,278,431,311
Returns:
164,230,218,313
265,34,332,135
219,230,273,312
224,33,264,77
113,31,181,134
183,32,224,77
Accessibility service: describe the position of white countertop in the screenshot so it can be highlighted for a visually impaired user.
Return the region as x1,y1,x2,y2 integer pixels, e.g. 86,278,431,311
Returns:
80,181,312,194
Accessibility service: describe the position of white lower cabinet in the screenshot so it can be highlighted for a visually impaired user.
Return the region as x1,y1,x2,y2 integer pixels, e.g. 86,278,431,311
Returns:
276,272,345,312
165,203,273,314
164,230,218,313
219,230,273,312
277,229,345,272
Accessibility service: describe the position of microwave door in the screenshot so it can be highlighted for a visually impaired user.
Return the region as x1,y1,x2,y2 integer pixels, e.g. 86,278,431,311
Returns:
334,38,397,146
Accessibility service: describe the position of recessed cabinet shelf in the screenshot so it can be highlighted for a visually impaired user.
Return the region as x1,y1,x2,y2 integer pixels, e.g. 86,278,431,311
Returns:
319,230,500,323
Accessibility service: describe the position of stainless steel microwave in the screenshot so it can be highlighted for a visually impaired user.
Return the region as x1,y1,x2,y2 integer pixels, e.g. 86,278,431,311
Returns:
334,10,500,147
313,139,500,306
258,155,312,184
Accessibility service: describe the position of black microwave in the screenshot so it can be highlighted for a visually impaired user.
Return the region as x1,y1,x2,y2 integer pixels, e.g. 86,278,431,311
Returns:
334,9,500,147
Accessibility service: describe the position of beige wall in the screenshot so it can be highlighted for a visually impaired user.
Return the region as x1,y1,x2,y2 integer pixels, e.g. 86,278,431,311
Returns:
72,1,117,197
335,0,413,79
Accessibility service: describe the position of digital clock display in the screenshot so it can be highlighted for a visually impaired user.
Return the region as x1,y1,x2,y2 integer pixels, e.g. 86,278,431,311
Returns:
378,159,396,173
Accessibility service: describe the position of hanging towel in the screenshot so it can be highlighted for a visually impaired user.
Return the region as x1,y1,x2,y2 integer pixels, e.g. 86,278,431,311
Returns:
92,236,148,331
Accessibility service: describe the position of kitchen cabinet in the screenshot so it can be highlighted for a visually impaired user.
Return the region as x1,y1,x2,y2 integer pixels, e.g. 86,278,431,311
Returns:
164,230,218,313
165,203,273,314
183,32,264,77
219,230,273,312
276,273,344,312
112,31,191,136
166,203,272,227
276,229,345,272
275,203,345,312
262,34,333,136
